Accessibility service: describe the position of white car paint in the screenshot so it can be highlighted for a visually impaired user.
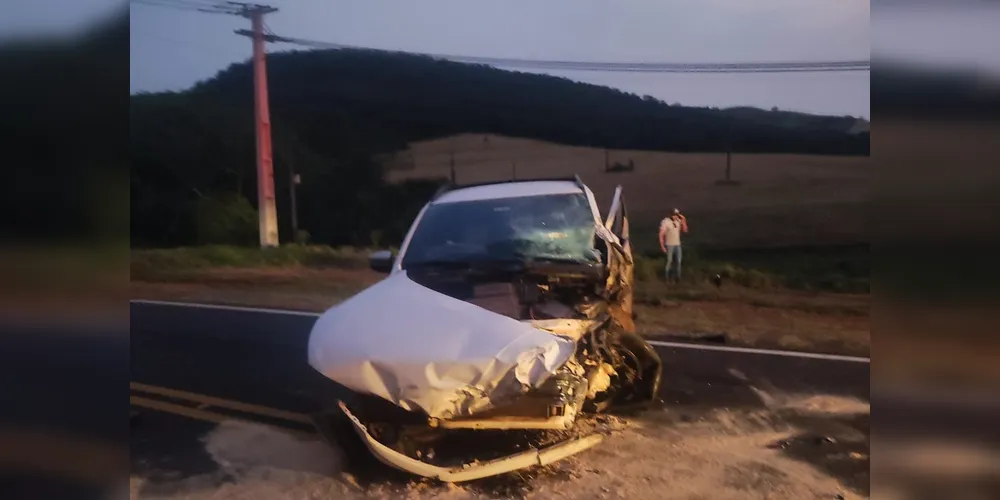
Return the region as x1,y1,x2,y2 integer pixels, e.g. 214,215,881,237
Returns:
432,180,588,204
306,271,577,419
307,180,616,419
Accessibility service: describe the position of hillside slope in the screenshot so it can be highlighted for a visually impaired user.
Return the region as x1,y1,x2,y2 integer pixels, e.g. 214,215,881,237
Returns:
130,48,870,248
186,48,869,157
388,133,871,249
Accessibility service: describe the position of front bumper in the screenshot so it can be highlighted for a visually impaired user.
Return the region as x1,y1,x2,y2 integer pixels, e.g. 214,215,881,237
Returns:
338,401,603,482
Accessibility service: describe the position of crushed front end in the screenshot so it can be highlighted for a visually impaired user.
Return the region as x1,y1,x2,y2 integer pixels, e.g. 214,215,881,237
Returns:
306,219,661,481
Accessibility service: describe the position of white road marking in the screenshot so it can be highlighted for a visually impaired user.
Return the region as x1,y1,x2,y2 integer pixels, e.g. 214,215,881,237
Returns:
130,381,313,424
130,299,322,317
646,340,870,363
130,299,870,363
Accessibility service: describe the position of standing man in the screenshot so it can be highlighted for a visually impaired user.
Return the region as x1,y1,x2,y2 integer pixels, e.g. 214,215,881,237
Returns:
659,208,688,282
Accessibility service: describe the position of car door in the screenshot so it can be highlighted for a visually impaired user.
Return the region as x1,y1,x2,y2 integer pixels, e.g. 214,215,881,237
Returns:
603,185,635,329
604,186,629,252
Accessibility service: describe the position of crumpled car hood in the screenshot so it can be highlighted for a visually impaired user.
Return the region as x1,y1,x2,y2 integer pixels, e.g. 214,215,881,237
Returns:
307,271,577,419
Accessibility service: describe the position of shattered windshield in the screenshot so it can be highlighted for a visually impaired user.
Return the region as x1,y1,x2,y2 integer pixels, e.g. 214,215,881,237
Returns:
401,193,601,268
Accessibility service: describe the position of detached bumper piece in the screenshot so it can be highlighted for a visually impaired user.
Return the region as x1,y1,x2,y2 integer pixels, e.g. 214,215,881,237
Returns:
338,401,603,482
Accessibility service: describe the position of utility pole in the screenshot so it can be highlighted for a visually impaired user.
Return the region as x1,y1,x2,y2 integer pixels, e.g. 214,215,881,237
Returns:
234,3,280,248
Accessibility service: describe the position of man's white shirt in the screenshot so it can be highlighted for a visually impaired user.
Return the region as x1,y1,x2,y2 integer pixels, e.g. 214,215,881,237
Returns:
660,218,682,246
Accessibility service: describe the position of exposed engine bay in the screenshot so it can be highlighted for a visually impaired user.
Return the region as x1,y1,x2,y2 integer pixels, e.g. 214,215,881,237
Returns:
406,262,662,418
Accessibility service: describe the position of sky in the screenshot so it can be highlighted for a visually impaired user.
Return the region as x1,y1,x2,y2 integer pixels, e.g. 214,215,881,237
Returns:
23,0,977,120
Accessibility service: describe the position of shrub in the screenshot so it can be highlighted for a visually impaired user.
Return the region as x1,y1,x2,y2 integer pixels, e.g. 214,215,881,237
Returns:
369,229,385,248
199,244,257,267
195,195,257,245
295,230,311,244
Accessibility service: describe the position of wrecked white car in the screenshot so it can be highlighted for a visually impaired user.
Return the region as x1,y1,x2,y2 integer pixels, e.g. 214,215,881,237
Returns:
307,177,661,481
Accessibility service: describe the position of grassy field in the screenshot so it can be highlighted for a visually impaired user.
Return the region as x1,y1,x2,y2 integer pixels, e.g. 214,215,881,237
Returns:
385,134,870,250
131,245,870,356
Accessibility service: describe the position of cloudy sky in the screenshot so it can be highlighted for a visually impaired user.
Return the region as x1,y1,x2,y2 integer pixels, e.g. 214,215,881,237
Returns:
14,0,879,116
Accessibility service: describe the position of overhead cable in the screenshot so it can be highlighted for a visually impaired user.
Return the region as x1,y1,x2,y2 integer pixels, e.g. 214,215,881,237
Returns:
266,34,870,73
131,0,870,73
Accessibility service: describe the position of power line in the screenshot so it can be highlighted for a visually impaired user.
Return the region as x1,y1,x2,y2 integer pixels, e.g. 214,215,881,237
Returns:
130,0,208,8
260,33,870,74
130,0,225,13
132,0,869,73
130,0,272,16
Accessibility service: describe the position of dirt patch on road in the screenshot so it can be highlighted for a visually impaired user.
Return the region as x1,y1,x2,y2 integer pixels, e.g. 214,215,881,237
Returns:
637,299,869,356
532,403,867,500
131,394,871,499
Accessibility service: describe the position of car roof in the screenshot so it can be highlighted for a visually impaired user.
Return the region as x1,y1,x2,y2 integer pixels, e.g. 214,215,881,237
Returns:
433,179,587,204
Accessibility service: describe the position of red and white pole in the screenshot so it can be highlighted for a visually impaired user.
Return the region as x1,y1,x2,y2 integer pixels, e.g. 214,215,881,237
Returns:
249,7,279,247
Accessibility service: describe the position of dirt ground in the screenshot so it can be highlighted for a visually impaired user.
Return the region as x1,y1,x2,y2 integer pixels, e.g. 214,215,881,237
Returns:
130,392,873,500
386,134,870,249
130,267,870,357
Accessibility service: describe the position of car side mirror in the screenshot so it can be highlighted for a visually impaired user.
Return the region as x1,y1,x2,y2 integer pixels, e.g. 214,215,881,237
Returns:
368,250,395,274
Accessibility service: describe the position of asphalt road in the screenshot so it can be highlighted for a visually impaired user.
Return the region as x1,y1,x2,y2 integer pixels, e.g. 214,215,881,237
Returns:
130,300,1000,445
129,300,871,416
124,300,1000,499
125,299,879,497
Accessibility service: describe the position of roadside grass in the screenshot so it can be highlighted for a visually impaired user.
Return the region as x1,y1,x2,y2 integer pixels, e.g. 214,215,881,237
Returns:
131,244,870,356
134,244,867,293
132,244,869,318
131,245,371,281
632,245,869,295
